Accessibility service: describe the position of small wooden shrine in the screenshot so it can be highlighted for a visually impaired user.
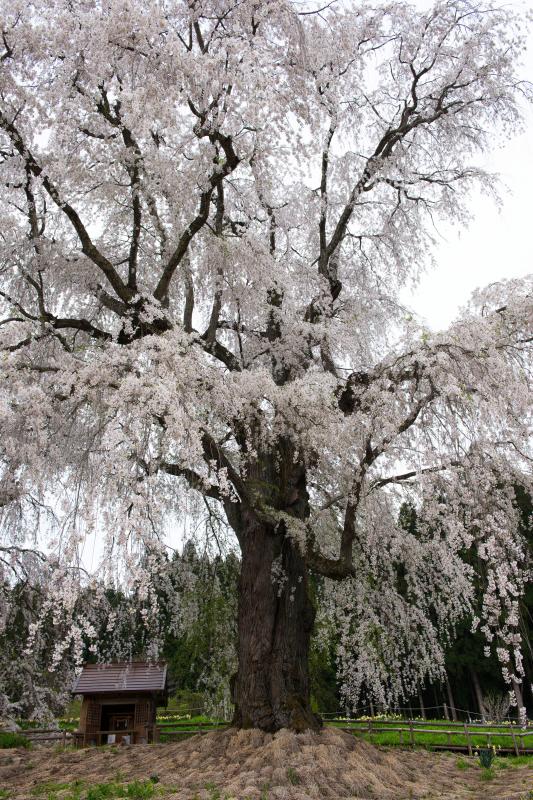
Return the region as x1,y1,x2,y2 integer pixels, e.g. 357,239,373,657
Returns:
72,661,167,746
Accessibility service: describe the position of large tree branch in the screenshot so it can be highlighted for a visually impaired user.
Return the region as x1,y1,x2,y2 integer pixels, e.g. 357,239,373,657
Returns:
86,85,144,293
121,127,142,292
205,181,225,345
200,430,247,502
306,548,356,580
0,112,134,305
316,65,477,309
309,382,439,580
45,315,112,341
318,117,341,301
153,128,240,304
159,460,223,502
369,460,458,491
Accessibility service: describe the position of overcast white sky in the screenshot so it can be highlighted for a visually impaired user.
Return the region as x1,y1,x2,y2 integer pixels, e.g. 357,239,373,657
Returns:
404,0,533,329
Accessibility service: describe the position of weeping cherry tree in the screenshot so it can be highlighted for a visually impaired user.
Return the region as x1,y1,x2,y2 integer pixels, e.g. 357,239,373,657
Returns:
0,0,532,730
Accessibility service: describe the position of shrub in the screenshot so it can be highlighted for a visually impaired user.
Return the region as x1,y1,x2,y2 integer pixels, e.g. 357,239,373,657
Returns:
286,768,301,785
85,783,118,800
0,731,31,749
124,781,156,800
482,692,511,724
478,748,495,769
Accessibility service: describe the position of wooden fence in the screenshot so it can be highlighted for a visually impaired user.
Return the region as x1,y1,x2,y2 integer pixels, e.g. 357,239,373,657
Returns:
334,718,533,756
17,719,533,756
19,728,74,745
156,720,229,739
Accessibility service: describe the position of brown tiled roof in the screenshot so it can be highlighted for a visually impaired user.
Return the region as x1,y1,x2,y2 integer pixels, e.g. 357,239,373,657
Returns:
72,662,167,695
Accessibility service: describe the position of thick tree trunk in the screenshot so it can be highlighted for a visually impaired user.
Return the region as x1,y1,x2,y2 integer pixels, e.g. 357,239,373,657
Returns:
231,510,320,732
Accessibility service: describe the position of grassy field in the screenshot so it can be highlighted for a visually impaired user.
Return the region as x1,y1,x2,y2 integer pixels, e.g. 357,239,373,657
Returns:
18,706,533,755
331,717,533,752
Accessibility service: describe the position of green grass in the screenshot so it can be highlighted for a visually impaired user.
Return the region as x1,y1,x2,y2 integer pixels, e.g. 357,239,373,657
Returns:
506,754,533,767
57,711,224,732
16,720,44,730
31,783,73,796
157,714,226,741
28,779,163,800
333,717,533,752
87,780,156,800
157,714,222,726
286,767,301,785
0,731,31,749
361,728,533,750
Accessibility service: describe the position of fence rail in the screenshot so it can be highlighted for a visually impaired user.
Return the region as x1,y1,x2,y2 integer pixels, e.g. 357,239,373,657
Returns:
335,719,533,756
16,719,533,757
19,729,73,745
321,705,530,724
329,717,532,729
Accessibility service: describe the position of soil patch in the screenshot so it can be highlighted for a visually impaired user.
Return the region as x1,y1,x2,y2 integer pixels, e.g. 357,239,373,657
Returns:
0,727,531,799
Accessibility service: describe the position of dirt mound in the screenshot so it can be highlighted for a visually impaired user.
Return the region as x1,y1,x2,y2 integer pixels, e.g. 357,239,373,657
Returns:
0,727,531,799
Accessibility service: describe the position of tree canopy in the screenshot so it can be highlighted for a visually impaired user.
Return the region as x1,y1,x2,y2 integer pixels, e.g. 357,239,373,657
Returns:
0,0,531,730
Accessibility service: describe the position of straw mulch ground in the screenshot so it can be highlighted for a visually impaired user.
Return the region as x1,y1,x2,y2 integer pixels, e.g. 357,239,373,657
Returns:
1,727,532,799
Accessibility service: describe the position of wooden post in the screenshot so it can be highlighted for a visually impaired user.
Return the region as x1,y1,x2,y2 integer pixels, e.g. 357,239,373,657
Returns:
443,702,449,721
409,720,415,748
510,726,519,757
463,722,473,757
62,729,67,748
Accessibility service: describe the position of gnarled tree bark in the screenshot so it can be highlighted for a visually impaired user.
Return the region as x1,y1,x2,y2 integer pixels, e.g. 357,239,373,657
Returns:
231,501,320,732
